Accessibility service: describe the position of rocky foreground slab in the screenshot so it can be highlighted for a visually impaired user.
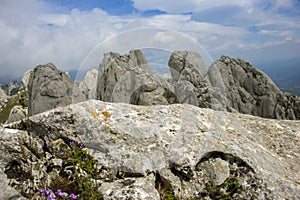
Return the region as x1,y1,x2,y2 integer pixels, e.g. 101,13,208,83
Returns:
1,100,299,199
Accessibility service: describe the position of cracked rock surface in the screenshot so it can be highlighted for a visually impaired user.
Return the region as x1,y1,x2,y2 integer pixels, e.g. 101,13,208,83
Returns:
1,100,300,199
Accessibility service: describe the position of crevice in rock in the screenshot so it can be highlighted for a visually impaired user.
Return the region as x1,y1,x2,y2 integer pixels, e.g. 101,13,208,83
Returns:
170,164,193,182
155,172,176,200
4,160,32,182
116,170,145,179
197,151,255,174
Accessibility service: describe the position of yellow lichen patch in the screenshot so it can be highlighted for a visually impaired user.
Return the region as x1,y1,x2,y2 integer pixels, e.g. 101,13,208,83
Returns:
89,111,100,119
103,117,109,121
102,110,111,117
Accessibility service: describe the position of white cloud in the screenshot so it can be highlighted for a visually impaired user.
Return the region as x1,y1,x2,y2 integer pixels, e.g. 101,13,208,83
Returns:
0,3,118,78
0,0,299,80
132,0,201,13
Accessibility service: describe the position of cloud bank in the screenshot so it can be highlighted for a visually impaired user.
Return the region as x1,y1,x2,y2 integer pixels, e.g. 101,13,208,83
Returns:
0,0,299,80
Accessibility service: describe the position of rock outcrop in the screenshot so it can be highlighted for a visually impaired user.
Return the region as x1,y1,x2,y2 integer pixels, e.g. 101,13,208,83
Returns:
96,50,174,105
168,51,216,109
73,68,98,103
28,63,73,116
208,56,299,119
0,87,8,111
6,105,26,123
1,100,300,199
20,50,300,120
21,69,33,90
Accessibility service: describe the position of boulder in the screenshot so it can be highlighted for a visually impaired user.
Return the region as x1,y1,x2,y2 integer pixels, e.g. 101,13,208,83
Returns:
27,63,73,116
2,100,299,199
73,68,98,103
6,105,26,123
96,50,171,105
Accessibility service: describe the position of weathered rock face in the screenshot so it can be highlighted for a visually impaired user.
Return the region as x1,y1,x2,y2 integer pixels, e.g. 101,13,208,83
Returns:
28,63,73,116
0,87,8,112
168,51,211,108
1,100,299,199
96,50,172,106
73,68,98,103
6,105,26,123
21,69,33,90
208,56,299,119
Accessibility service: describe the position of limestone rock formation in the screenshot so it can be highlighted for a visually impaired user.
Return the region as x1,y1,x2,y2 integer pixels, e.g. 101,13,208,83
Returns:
73,68,98,103
1,100,299,199
96,50,172,105
168,51,211,108
28,63,73,116
208,55,299,119
21,69,33,90
6,105,26,123
0,87,8,111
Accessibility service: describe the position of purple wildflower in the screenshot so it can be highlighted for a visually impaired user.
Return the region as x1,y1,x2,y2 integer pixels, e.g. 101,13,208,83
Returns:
55,189,64,196
55,152,64,155
69,193,78,199
68,156,71,161
48,193,55,200
80,143,84,148
45,188,52,196
82,157,88,161
39,189,45,196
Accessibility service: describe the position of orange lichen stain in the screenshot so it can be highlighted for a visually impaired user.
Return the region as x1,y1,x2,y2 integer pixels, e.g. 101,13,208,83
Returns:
89,111,100,119
102,110,111,117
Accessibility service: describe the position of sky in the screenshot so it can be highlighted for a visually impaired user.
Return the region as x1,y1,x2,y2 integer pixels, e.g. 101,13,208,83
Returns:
0,0,300,81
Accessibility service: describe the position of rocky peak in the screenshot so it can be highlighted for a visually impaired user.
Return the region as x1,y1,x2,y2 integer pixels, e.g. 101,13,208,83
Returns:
208,55,298,119
73,68,98,103
28,63,73,116
96,49,173,105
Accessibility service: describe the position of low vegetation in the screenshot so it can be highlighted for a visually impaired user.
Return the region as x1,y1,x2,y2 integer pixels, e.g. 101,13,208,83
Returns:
39,138,103,200
0,89,27,124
